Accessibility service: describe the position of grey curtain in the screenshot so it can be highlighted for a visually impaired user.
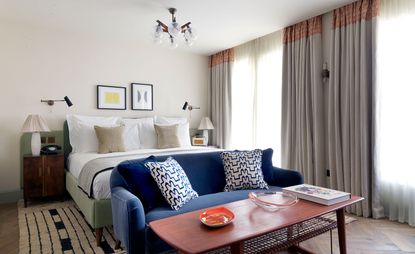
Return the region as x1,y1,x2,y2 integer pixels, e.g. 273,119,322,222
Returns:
328,0,383,218
281,16,326,186
208,49,234,149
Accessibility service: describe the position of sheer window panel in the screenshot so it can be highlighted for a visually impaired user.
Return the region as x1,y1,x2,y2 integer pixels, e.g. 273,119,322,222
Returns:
256,43,283,166
230,31,283,166
231,54,255,149
377,0,415,225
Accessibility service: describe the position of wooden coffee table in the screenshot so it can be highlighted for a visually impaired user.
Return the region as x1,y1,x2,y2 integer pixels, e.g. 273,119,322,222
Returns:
150,196,363,254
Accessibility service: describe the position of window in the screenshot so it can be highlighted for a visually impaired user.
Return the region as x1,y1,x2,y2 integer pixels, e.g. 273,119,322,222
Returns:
377,0,415,225
230,31,283,165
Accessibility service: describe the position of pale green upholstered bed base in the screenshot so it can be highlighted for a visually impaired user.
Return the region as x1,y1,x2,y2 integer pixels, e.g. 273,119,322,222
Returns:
63,121,113,245
65,171,112,229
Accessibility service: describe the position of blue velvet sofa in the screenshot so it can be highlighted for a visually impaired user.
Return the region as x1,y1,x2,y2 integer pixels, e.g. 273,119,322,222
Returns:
110,149,303,254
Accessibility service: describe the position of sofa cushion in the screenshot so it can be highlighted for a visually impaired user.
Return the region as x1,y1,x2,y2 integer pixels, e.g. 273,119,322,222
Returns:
221,149,269,191
146,157,199,210
145,185,282,223
117,156,167,211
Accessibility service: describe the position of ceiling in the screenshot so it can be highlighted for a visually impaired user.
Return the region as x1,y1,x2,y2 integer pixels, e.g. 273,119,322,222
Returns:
0,0,356,56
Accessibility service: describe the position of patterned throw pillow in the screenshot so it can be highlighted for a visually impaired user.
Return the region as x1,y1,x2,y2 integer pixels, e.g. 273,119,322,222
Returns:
221,149,269,191
145,157,198,210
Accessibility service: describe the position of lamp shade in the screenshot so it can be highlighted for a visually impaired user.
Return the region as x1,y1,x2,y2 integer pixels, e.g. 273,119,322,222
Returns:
21,114,50,133
198,117,214,130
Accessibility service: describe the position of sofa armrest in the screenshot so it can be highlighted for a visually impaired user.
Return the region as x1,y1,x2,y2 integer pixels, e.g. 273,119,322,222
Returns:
268,166,303,187
111,186,146,254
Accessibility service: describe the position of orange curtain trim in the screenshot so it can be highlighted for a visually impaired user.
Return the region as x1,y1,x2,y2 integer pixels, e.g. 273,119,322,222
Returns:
333,0,380,29
209,49,234,68
283,16,322,44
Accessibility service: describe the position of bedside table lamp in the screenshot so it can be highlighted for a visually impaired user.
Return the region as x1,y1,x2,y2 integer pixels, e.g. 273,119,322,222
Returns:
198,117,214,146
21,115,50,156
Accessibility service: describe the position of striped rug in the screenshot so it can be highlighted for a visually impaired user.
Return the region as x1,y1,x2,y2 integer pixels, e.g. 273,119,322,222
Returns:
18,200,124,254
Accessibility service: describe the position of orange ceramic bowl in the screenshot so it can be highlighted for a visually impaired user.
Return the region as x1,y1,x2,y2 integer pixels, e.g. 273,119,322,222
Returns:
199,207,235,227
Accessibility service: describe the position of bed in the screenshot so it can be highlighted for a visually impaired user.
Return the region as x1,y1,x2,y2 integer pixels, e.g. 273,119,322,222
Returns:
63,119,219,246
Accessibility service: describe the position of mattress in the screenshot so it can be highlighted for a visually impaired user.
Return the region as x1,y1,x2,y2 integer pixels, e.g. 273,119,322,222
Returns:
67,146,219,200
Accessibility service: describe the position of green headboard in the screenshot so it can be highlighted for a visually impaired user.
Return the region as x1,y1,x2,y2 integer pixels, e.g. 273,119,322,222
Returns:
63,121,72,169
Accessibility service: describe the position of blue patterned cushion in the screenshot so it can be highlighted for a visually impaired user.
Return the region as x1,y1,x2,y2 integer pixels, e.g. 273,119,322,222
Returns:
221,149,269,191
145,157,199,210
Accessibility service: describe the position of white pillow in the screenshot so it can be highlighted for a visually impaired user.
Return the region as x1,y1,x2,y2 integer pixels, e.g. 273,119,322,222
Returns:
120,119,142,151
136,118,158,149
154,116,188,125
154,116,191,147
66,115,120,153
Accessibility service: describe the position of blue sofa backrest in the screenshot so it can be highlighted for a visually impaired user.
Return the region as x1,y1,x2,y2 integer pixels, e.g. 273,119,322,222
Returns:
153,151,226,195
112,151,227,196
112,149,275,197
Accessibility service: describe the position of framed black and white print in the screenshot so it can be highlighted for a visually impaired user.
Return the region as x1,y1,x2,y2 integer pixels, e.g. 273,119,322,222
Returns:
97,85,126,110
131,83,153,111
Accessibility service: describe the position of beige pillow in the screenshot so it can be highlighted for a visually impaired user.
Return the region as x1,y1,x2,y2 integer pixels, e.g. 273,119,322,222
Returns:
94,125,126,154
154,124,181,149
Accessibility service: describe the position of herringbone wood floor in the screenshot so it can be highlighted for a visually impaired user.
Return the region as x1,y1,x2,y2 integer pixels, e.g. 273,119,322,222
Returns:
291,215,415,254
1,202,414,254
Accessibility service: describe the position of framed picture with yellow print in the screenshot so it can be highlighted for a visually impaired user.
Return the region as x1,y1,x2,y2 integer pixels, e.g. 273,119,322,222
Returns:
97,85,126,110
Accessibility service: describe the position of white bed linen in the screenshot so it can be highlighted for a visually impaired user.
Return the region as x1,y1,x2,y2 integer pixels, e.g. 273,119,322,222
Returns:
68,146,219,200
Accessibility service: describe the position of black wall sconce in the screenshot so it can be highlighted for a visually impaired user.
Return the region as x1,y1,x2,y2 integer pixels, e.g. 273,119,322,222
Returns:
41,96,73,107
182,101,200,111
322,62,330,81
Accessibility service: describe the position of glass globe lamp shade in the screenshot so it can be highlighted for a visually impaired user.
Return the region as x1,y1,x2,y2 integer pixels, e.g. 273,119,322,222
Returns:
154,24,164,39
168,21,181,38
154,37,163,45
184,27,197,41
169,37,178,49
185,37,194,47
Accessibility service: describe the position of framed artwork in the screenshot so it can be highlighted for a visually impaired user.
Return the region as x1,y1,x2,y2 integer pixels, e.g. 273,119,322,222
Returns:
131,83,153,111
97,85,126,110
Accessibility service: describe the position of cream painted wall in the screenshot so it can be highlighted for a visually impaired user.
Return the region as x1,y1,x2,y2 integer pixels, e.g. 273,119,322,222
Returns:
0,20,208,196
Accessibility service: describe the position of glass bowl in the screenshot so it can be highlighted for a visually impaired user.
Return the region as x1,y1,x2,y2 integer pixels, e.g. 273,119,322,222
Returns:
249,191,298,212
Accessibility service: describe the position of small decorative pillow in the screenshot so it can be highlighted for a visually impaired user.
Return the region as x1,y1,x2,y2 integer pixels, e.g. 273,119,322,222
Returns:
221,149,269,191
145,157,198,210
154,124,181,149
94,125,126,154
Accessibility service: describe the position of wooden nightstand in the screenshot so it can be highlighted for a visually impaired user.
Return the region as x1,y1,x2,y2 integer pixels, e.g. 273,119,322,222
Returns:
23,153,65,207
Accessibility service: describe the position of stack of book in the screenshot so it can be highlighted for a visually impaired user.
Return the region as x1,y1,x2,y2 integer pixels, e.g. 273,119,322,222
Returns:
282,184,351,206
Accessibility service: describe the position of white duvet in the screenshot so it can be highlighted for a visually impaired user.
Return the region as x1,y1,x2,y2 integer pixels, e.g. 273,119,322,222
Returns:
67,146,220,200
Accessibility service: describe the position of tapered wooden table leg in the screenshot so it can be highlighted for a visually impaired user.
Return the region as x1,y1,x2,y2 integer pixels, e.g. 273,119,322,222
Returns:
336,208,347,254
230,242,243,254
95,228,103,246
